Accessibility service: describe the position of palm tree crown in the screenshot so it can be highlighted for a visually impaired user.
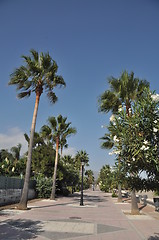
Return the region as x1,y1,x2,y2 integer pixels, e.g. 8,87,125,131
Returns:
98,71,149,114
9,49,66,102
75,150,89,170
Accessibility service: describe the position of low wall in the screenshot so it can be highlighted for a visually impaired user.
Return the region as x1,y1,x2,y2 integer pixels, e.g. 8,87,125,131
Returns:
0,189,36,206
0,176,36,206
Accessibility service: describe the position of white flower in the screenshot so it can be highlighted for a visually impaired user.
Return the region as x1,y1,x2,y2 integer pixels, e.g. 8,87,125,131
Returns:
128,163,131,166
118,107,123,112
118,117,121,120
109,152,113,155
154,120,157,124
5,158,9,164
153,127,158,133
12,167,15,172
114,150,121,154
2,165,4,169
151,93,159,102
128,108,132,114
113,135,119,142
109,149,121,155
141,145,149,151
110,114,115,122
132,157,135,161
143,140,148,145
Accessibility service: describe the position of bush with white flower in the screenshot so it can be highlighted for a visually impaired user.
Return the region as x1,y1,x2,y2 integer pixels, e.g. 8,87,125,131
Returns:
106,88,159,191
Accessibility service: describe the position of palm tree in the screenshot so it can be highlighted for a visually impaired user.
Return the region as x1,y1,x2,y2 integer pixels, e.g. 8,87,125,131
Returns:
10,143,22,161
99,70,149,213
8,49,66,209
75,150,89,171
40,115,76,200
99,71,149,115
60,126,77,156
85,170,94,188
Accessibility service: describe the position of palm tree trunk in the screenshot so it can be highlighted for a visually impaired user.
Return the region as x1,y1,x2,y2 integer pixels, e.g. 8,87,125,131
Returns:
50,137,59,200
18,93,40,210
118,183,122,202
131,188,140,215
118,157,122,202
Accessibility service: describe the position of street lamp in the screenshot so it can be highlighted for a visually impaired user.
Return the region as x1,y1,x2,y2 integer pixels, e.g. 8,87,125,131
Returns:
80,160,85,206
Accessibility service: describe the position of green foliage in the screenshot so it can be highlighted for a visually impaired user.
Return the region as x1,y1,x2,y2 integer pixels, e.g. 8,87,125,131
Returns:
98,70,149,114
60,155,80,191
106,88,159,191
0,147,26,177
112,191,118,198
85,170,95,187
74,150,89,171
8,49,66,102
98,165,113,192
35,174,52,198
31,142,55,177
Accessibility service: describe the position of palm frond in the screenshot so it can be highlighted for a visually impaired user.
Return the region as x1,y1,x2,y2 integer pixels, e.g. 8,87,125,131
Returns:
100,134,114,149
30,49,39,62
47,91,58,104
47,116,57,130
40,125,52,140
17,91,31,99
53,76,66,88
9,49,65,103
98,90,121,113
24,133,30,143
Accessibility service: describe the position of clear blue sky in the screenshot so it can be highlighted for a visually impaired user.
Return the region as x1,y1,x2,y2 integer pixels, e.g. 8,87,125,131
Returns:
0,0,159,172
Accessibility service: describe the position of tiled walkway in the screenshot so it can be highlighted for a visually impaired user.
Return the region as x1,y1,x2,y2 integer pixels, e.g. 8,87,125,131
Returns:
0,190,159,240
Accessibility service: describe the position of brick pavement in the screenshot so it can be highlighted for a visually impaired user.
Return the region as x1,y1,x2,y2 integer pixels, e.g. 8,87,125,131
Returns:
0,189,159,240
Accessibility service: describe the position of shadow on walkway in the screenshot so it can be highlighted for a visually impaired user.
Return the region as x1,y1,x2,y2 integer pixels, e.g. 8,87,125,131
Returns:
148,236,159,240
0,219,43,240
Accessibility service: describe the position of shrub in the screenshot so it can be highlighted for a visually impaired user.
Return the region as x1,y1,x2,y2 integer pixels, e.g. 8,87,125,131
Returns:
36,174,52,198
112,191,118,198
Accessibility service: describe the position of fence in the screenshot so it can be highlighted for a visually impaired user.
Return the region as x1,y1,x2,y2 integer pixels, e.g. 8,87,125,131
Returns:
0,176,36,190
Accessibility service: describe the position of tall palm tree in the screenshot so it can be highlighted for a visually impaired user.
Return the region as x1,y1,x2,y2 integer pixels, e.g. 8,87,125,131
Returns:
99,70,149,213
40,115,76,200
8,49,66,209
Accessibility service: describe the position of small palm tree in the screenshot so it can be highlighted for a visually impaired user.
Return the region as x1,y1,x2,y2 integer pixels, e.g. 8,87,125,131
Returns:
40,115,76,200
8,49,66,209
10,143,22,161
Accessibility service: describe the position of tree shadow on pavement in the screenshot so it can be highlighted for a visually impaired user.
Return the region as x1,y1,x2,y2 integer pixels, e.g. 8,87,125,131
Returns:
74,194,107,203
148,234,159,240
0,219,43,240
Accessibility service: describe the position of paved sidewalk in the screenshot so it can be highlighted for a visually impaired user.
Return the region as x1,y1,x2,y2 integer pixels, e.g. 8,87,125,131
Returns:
0,189,159,240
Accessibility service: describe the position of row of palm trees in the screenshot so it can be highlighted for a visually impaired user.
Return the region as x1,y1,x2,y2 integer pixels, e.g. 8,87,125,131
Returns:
9,49,68,209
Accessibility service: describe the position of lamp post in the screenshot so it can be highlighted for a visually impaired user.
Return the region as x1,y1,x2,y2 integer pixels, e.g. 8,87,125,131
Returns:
80,160,84,206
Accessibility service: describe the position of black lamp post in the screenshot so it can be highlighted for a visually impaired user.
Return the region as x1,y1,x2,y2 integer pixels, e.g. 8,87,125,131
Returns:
80,160,84,206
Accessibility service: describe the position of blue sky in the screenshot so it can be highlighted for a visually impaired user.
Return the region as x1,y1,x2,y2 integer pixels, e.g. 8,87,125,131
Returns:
0,0,159,172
